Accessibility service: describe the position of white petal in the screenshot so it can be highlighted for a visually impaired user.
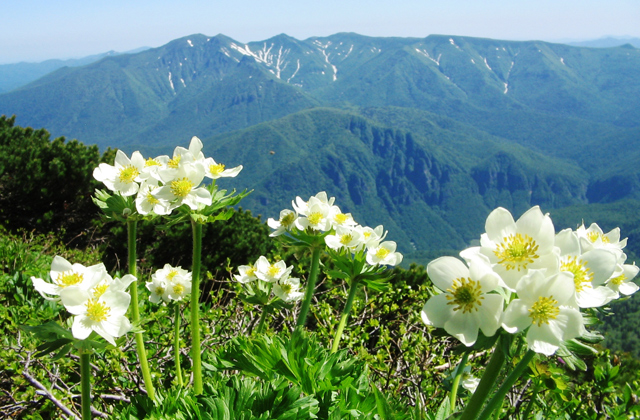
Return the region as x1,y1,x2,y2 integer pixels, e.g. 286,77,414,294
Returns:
426,257,469,291
421,295,453,328
72,316,93,340
501,299,531,333
475,294,504,337
444,310,480,346
485,207,516,243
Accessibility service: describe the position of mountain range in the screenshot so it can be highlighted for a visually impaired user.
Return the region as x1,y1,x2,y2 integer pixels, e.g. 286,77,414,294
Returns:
1,32,639,263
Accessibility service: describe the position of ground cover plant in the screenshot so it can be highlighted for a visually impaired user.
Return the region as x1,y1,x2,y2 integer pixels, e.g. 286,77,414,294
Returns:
1,126,640,419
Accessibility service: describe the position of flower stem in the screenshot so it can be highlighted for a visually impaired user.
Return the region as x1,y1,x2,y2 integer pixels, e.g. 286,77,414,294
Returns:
450,352,470,412
331,278,360,353
522,379,541,419
296,246,322,328
127,220,155,400
477,349,536,420
174,303,184,387
80,350,92,420
190,219,203,395
459,337,506,420
255,305,270,335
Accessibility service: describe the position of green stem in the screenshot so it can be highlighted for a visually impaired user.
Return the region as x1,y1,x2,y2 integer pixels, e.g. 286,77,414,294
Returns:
450,352,470,412
459,337,506,420
190,219,203,394
331,278,360,353
477,350,536,420
80,351,92,420
255,305,270,335
296,246,322,328
174,304,184,387
127,220,155,400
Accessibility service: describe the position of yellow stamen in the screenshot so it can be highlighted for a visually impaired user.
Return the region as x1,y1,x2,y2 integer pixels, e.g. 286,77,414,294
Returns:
446,277,484,313
118,165,139,183
375,247,390,259
167,269,179,280
268,265,282,277
170,178,194,198
55,271,84,288
146,192,159,205
587,231,610,244
307,212,323,226
494,233,539,271
334,213,349,225
529,296,560,326
168,155,181,169
209,163,225,175
92,283,109,298
560,256,593,293
85,299,110,323
173,283,185,296
145,157,160,167
340,234,353,245
610,273,626,286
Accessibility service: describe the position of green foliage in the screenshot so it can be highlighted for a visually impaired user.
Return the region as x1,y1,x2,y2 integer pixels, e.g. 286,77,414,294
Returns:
0,115,113,243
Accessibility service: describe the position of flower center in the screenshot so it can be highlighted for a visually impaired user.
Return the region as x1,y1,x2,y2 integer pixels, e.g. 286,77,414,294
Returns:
560,256,593,293
92,283,109,298
446,277,484,313
56,271,84,288
334,213,349,225
170,178,194,198
280,212,296,227
528,296,560,326
118,165,140,183
610,273,626,286
155,286,165,296
246,267,256,277
173,283,185,296
167,269,179,280
168,155,181,168
268,265,282,277
494,233,539,271
85,299,110,322
281,282,293,294
146,191,159,205
340,234,353,245
209,163,225,175
307,212,323,226
587,231,610,244
145,157,160,167
375,247,390,259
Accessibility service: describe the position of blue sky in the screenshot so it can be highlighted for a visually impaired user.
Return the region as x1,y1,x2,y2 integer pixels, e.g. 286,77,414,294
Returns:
2,0,639,64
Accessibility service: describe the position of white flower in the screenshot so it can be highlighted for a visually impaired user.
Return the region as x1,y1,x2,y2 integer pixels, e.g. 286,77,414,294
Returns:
555,228,618,308
147,264,192,303
234,263,259,284
166,273,192,301
325,226,364,251
294,200,332,232
502,270,585,356
273,276,304,302
356,225,387,249
146,275,169,304
93,150,145,196
576,222,627,258
328,207,357,230
203,157,243,179
292,191,335,216
462,373,480,394
267,209,298,237
67,289,132,345
31,256,107,301
254,256,292,283
135,180,171,215
155,162,211,210
139,155,169,183
366,241,403,266
421,256,504,346
607,262,640,297
468,206,558,291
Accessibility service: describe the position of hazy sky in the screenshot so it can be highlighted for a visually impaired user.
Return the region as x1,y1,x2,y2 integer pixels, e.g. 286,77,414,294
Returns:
2,0,639,64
